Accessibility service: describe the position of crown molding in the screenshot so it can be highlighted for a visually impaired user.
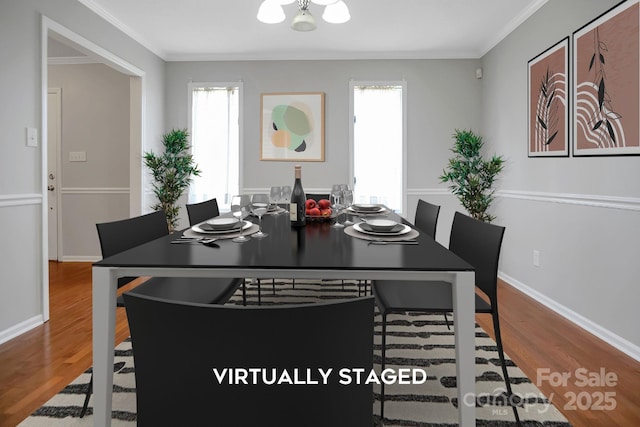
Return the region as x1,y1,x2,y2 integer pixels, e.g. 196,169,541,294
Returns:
76,0,167,60
165,49,484,62
479,0,549,57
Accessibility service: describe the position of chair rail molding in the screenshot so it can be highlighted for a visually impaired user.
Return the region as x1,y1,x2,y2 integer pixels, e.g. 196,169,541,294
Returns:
60,187,130,195
0,193,42,208
499,272,640,362
406,188,451,197
497,190,640,212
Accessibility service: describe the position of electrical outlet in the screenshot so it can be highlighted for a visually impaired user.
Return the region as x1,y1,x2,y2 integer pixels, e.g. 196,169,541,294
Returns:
69,151,87,162
533,250,540,267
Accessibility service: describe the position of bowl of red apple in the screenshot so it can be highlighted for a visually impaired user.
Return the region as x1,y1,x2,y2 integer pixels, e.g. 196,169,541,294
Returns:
304,198,335,222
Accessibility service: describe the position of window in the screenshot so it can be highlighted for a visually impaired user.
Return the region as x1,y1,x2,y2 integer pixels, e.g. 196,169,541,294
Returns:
350,82,406,214
188,83,241,211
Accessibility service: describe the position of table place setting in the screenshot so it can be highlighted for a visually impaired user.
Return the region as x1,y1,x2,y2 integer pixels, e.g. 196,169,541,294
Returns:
344,218,420,244
180,217,260,242
346,203,391,216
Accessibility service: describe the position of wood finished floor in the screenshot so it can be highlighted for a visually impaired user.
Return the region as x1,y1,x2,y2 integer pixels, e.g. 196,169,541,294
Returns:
0,261,638,426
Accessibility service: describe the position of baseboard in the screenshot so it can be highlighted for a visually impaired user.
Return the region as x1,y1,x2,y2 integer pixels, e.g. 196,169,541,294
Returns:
499,272,640,362
60,256,101,262
0,315,43,345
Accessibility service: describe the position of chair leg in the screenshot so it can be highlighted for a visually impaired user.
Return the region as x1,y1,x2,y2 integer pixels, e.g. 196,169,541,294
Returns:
443,312,451,330
257,279,262,305
272,279,276,295
292,278,295,289
492,310,521,426
80,374,92,417
380,312,387,421
242,279,247,306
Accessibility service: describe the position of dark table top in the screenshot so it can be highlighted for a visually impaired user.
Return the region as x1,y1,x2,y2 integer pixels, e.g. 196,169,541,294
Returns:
95,212,472,274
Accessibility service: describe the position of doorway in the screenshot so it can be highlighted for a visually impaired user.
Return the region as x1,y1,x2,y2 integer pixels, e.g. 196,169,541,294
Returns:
42,17,145,320
349,81,407,214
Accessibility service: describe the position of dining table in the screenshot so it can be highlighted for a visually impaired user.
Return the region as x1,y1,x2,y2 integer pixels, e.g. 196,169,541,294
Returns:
91,207,476,426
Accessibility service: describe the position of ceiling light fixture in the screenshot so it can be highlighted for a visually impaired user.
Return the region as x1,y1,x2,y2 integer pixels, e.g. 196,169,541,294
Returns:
257,0,350,31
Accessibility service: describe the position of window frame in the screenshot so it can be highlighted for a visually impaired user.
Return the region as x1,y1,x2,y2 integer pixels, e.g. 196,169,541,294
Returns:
348,80,407,216
187,81,244,210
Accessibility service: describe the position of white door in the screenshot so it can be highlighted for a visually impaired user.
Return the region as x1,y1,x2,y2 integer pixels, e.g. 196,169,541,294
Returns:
47,88,61,260
350,82,406,214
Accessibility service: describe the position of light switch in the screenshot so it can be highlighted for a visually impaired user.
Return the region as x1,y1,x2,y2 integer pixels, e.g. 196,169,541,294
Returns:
26,128,38,147
69,151,87,162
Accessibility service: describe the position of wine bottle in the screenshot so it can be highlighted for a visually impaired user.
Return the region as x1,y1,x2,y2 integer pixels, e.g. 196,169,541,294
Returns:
290,165,306,227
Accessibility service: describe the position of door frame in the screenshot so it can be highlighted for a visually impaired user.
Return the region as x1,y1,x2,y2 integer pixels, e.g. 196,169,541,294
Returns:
41,16,145,321
348,80,408,215
47,88,63,261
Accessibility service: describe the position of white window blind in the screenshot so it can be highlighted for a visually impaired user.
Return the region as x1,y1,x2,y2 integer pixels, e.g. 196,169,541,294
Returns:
353,84,404,213
189,85,240,211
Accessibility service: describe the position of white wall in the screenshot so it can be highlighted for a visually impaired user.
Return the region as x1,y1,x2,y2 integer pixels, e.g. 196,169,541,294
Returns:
48,63,130,260
482,0,640,358
0,0,165,344
165,59,482,230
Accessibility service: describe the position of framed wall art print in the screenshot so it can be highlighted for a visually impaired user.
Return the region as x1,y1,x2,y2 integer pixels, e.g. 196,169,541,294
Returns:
572,0,640,156
260,92,325,161
528,37,570,157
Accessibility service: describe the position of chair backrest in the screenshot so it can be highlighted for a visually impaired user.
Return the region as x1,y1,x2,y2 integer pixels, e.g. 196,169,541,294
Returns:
448,212,505,306
96,210,168,258
186,198,220,225
123,293,375,427
306,193,330,202
96,210,168,287
414,199,440,239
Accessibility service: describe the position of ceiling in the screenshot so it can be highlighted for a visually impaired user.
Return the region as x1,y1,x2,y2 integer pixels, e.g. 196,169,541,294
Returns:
76,0,548,62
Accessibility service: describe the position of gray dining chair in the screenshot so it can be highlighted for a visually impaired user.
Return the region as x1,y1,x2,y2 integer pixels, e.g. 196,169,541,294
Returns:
359,199,441,297
124,292,375,426
186,197,220,225
187,195,274,302
372,212,519,425
80,210,243,417
414,199,440,239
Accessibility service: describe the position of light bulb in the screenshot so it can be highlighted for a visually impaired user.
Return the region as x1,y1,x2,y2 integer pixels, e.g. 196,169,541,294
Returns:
322,0,350,24
257,0,286,24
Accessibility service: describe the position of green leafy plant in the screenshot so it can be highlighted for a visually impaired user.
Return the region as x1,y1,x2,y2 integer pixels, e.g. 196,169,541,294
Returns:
439,129,505,222
143,129,201,231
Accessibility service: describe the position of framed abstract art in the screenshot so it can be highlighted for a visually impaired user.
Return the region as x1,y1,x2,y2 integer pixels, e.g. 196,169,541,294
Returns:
572,0,640,156
260,92,325,161
528,37,570,157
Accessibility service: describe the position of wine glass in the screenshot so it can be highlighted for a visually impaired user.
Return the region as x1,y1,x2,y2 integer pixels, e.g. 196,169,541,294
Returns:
269,186,282,213
341,187,354,225
250,194,269,238
330,184,344,228
281,185,292,213
231,195,250,243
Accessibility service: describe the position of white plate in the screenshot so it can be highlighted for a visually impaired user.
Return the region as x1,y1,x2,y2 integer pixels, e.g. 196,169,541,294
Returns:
192,220,252,234
205,217,240,230
365,219,398,231
347,205,385,214
353,222,411,237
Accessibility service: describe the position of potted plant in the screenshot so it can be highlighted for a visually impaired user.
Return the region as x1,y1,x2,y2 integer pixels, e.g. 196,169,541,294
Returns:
143,128,201,231
439,129,504,222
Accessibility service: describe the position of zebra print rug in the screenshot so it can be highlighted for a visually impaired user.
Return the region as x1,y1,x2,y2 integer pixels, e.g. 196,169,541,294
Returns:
19,280,571,426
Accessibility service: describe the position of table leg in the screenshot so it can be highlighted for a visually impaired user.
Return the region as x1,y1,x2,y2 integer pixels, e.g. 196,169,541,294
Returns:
452,271,476,427
92,267,117,427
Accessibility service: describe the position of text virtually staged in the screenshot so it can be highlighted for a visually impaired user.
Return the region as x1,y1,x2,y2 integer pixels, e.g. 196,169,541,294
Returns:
212,367,428,386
